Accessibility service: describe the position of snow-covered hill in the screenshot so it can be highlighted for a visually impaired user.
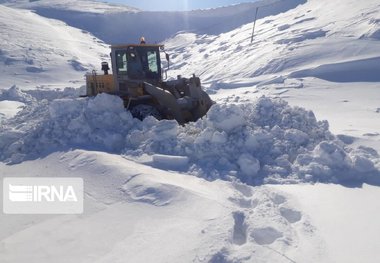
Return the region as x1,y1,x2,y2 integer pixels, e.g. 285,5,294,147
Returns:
0,4,109,89
166,0,380,82
1,0,380,262
2,0,139,13
6,0,307,44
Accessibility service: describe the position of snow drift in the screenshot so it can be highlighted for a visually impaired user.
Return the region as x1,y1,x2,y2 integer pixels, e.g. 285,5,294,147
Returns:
290,57,380,82
1,87,379,185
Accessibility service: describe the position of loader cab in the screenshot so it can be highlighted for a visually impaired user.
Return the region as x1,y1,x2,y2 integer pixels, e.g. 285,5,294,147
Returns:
111,44,164,94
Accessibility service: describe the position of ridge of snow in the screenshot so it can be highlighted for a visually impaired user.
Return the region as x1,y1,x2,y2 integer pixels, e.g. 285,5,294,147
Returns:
1,88,378,185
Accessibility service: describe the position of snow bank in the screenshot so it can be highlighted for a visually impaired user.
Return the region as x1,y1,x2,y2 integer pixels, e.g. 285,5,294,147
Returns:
0,86,379,185
290,57,380,82
0,85,83,103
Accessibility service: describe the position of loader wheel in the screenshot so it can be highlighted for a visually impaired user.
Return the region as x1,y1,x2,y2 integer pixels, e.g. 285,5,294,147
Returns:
130,104,162,121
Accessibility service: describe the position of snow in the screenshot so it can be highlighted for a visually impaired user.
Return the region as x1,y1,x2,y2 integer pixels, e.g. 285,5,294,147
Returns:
272,183,380,262
5,0,307,44
165,0,380,84
2,0,139,13
0,4,109,89
290,56,380,82
0,100,24,120
152,154,189,169
1,87,378,185
1,0,380,262
1,149,333,263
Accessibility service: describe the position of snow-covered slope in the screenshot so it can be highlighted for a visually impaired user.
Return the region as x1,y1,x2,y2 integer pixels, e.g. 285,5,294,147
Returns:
0,4,109,89
165,0,380,83
2,0,139,13
6,0,307,44
1,0,380,262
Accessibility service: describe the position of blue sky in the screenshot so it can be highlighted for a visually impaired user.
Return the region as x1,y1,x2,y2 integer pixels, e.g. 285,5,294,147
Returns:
107,0,256,11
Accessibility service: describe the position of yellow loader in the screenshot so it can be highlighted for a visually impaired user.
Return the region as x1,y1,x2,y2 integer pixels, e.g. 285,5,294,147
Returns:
86,41,213,124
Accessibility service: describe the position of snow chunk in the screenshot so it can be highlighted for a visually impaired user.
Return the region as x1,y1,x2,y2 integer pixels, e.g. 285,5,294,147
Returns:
49,98,83,119
152,154,189,169
238,154,260,177
284,129,309,146
207,103,245,132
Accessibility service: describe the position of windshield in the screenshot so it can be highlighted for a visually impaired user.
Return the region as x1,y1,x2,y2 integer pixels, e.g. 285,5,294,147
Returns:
113,46,162,80
138,48,160,80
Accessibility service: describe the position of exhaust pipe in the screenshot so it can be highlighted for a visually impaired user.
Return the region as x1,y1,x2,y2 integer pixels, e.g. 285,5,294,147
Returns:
101,62,110,75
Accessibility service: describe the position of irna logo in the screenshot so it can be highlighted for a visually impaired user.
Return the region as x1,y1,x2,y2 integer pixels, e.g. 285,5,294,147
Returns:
3,177,83,214
9,184,78,202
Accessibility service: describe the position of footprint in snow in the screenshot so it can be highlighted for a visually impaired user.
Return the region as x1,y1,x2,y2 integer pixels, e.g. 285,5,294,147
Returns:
208,249,231,263
232,211,248,245
271,193,287,205
232,182,253,197
280,207,302,223
251,227,283,245
228,197,256,208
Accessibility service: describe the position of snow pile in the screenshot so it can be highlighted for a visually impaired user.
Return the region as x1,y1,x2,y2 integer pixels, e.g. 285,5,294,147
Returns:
131,98,379,184
0,87,379,184
0,89,137,163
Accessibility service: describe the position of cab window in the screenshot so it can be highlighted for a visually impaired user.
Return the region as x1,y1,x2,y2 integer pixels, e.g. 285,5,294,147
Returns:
116,51,127,74
147,51,159,73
